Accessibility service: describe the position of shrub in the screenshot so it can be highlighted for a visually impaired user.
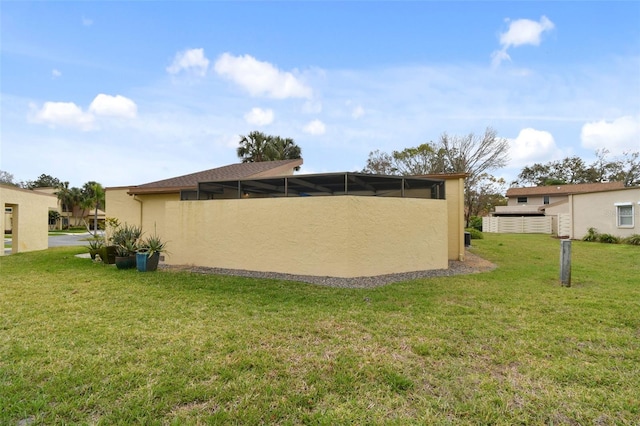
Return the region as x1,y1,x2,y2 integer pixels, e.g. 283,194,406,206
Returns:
582,227,600,242
465,228,484,240
622,234,640,246
598,233,620,244
468,216,483,231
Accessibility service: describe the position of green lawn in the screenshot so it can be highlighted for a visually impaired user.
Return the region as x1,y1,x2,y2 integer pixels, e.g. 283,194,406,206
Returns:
1,234,638,425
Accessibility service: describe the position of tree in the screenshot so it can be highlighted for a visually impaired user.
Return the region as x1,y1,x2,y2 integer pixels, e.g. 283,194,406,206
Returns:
606,151,640,187
362,127,510,226
0,170,17,186
54,182,74,230
26,174,61,189
268,136,302,170
237,131,271,163
237,131,303,169
514,150,640,187
439,128,509,226
81,181,105,236
466,174,508,220
363,143,448,175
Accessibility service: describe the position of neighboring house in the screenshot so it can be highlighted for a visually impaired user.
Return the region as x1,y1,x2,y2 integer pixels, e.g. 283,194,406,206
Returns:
30,187,105,230
569,187,640,240
106,160,467,278
485,182,639,239
495,182,625,216
0,184,58,255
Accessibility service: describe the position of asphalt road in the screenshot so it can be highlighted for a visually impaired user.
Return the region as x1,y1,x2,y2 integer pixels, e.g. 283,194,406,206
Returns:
48,233,96,247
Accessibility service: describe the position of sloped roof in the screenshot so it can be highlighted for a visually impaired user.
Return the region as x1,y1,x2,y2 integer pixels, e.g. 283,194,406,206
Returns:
506,181,625,197
129,159,303,195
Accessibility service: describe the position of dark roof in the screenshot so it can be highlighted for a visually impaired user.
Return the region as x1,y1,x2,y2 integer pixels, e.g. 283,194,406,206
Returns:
197,172,446,199
129,159,303,194
506,181,625,197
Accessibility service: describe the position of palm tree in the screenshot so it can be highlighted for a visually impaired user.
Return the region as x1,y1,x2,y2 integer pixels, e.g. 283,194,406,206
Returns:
82,181,105,236
54,182,73,230
267,136,302,170
237,131,302,169
70,187,84,227
237,131,271,163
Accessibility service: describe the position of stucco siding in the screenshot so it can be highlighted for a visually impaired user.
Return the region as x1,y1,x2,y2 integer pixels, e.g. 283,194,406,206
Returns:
105,189,178,238
105,188,140,227
164,196,448,278
571,188,640,239
0,185,57,255
445,177,465,261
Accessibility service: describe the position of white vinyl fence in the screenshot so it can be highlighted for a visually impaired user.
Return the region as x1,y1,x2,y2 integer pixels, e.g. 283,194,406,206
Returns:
483,216,552,234
557,213,571,238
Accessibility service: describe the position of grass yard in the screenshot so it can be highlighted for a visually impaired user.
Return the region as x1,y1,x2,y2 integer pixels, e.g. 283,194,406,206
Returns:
1,234,639,424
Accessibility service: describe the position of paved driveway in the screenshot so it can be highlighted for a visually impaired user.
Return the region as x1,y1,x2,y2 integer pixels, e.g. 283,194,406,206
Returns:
48,232,97,248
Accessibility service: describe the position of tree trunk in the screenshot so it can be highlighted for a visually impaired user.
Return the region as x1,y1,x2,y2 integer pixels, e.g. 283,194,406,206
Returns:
94,207,98,237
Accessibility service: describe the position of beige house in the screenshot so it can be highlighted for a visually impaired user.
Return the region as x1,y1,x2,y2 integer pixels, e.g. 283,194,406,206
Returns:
1,184,58,255
106,160,466,278
25,187,106,230
486,182,639,239
568,187,640,239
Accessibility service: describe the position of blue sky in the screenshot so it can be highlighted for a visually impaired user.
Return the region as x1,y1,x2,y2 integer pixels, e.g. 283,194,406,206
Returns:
2,1,639,188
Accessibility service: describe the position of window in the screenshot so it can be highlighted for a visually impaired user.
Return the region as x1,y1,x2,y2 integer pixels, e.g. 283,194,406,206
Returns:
615,203,634,227
543,195,550,205
517,196,527,204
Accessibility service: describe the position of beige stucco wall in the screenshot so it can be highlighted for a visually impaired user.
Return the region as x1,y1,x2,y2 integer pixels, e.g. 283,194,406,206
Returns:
105,188,178,239
0,185,58,255
445,177,465,261
163,196,448,278
570,188,640,239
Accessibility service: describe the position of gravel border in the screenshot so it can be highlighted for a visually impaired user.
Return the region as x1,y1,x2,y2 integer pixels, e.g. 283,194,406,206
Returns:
160,250,496,289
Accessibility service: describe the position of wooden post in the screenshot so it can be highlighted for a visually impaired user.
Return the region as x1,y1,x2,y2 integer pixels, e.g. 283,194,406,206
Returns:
560,239,571,287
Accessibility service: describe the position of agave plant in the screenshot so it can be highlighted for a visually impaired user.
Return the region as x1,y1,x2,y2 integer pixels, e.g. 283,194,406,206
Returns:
111,223,143,255
87,236,104,250
139,234,168,257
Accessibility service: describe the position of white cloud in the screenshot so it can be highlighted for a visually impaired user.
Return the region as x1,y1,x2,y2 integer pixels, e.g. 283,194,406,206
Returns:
508,128,561,167
581,115,640,155
492,16,554,67
167,48,210,77
214,53,312,99
89,94,138,118
52,69,62,79
30,101,94,130
352,105,365,119
29,94,137,130
303,119,326,135
244,107,274,126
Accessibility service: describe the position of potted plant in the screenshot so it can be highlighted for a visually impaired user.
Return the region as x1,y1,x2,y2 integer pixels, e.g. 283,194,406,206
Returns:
136,233,168,272
100,218,121,264
114,241,137,269
87,236,104,260
112,224,142,270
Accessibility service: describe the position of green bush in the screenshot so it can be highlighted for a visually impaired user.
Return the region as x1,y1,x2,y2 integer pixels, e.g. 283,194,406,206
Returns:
598,233,620,244
465,228,484,240
622,234,640,246
468,216,483,231
582,227,600,242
